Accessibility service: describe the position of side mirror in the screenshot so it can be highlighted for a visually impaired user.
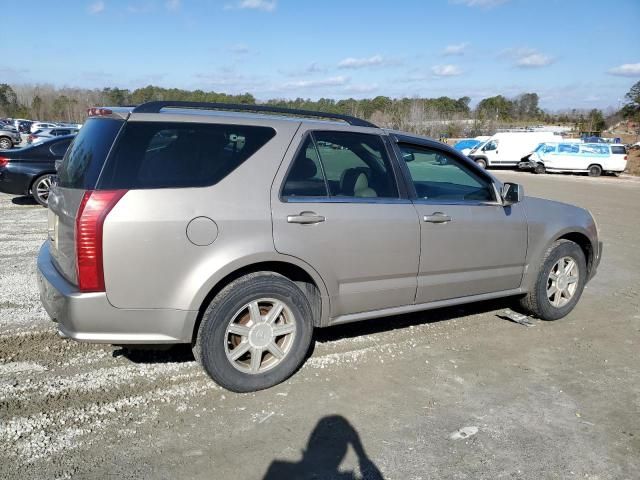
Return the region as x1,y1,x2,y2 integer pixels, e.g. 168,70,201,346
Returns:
501,182,523,205
402,152,415,162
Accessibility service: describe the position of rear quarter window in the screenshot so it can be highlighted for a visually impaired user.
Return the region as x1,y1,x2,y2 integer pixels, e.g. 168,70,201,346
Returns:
97,122,276,189
611,146,626,155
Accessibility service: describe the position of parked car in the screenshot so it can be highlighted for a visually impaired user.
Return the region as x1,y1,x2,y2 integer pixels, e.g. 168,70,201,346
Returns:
30,122,59,133
519,142,628,176
453,139,482,156
37,102,602,392
27,127,79,144
468,131,560,168
0,135,73,205
15,120,33,133
0,124,22,149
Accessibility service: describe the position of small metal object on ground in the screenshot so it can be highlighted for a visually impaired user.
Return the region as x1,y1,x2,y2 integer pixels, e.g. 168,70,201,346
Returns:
498,309,536,327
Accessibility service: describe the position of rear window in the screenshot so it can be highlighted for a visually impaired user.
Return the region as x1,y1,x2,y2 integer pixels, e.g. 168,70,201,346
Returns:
611,146,626,155
97,122,276,189
58,118,124,189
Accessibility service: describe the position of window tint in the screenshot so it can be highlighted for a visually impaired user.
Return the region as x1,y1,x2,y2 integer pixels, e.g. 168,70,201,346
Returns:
281,136,328,198
58,118,124,189
399,144,494,202
611,146,626,155
313,131,398,198
50,138,72,156
98,122,275,189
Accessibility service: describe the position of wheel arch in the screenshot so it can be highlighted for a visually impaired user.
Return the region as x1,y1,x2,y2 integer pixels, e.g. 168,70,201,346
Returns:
28,170,56,193
190,257,329,345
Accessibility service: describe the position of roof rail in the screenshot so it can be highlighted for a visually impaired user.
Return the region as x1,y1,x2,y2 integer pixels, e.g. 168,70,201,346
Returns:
131,101,378,128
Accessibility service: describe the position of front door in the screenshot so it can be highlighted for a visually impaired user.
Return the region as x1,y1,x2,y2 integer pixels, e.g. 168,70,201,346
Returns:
396,142,527,304
271,129,420,318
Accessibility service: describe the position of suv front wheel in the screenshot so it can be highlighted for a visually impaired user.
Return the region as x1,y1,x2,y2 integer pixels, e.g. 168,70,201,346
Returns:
194,272,314,392
519,239,587,320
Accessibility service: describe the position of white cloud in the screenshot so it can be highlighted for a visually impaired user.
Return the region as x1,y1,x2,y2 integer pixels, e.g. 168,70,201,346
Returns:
607,63,640,77
282,76,350,89
450,0,509,7
342,83,379,94
225,0,277,11
431,64,463,77
284,62,327,77
88,1,105,14
501,48,554,68
443,42,469,56
229,43,250,54
165,0,181,11
337,55,389,69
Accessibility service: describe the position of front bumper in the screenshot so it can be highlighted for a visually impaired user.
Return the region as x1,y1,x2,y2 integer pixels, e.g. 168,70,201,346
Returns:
589,241,603,281
37,242,197,344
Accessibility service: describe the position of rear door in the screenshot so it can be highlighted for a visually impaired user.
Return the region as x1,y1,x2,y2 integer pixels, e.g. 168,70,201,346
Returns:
48,117,124,283
271,128,420,319
394,141,527,303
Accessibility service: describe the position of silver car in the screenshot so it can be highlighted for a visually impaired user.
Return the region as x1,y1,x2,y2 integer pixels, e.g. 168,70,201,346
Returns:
37,102,602,392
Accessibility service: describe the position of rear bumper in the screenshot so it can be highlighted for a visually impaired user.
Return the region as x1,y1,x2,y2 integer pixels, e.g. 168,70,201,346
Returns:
37,242,197,344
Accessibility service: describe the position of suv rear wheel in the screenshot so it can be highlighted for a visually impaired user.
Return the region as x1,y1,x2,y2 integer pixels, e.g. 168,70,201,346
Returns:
519,239,586,320
194,272,314,392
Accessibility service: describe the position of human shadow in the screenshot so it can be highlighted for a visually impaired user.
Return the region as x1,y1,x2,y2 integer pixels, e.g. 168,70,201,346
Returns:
263,415,384,480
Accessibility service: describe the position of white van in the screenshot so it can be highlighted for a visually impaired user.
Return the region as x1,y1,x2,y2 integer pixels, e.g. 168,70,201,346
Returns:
468,131,559,168
525,142,627,176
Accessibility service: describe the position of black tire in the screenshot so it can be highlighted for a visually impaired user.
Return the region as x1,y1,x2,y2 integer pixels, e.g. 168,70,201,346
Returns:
588,164,602,177
31,174,54,207
519,239,587,320
475,158,487,169
0,137,12,149
194,272,314,392
534,163,546,174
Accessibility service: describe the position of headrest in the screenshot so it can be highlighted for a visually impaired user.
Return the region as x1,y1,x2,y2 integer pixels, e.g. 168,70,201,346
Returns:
289,156,317,180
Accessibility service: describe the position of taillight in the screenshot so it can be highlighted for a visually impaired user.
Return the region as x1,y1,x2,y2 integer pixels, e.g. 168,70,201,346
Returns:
0,156,9,168
75,190,127,292
87,107,113,117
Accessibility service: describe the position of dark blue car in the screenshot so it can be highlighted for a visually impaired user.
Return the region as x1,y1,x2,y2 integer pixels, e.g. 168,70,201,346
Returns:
0,135,73,206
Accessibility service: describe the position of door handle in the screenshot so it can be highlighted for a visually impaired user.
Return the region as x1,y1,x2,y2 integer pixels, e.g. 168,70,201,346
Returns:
423,212,451,223
287,211,325,224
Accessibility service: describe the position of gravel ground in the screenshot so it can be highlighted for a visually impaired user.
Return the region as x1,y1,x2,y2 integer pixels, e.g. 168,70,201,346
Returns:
1,171,639,479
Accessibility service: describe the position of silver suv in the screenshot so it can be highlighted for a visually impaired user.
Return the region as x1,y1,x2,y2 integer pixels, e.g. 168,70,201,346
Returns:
37,102,602,392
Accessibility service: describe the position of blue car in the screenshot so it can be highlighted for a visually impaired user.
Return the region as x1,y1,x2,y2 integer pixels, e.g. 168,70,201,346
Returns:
453,139,482,154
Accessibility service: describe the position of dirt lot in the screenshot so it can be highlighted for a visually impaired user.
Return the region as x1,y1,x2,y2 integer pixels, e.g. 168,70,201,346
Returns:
1,171,639,479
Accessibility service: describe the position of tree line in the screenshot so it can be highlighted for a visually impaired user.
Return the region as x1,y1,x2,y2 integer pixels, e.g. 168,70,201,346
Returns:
1,82,632,137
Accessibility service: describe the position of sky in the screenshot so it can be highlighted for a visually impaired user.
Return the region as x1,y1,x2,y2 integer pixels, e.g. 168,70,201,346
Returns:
1,0,639,111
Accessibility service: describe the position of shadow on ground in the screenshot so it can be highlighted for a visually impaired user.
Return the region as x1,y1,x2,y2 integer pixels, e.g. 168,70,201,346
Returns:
11,195,38,206
262,415,384,480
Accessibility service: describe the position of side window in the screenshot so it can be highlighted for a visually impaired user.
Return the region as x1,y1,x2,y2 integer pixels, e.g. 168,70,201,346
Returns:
281,136,328,198
313,131,398,198
558,143,579,154
611,146,626,155
98,122,275,189
483,140,498,151
399,144,495,202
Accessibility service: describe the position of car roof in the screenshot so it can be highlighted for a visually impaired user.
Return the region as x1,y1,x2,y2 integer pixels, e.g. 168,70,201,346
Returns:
95,102,379,129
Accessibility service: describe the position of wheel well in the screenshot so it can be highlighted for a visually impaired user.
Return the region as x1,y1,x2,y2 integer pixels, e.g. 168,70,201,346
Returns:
191,261,323,345
29,172,56,192
588,163,602,170
557,232,594,274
